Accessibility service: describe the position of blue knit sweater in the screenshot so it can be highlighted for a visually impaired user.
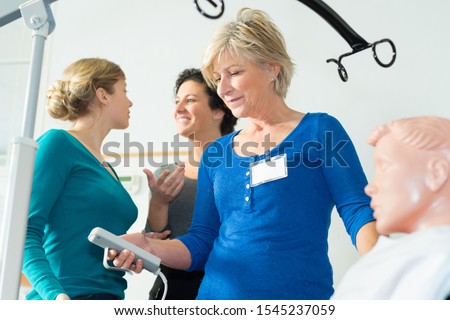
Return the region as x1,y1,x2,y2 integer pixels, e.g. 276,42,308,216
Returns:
178,113,374,299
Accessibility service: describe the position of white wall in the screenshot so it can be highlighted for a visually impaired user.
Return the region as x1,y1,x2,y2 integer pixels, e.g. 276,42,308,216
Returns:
0,15,29,156
2,0,450,299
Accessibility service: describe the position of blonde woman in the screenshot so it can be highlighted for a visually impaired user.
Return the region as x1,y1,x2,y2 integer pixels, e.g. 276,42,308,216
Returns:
114,8,378,299
22,58,136,300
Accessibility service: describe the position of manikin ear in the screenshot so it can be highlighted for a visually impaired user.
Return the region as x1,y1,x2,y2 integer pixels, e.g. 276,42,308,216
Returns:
95,87,108,105
212,108,225,121
425,157,449,192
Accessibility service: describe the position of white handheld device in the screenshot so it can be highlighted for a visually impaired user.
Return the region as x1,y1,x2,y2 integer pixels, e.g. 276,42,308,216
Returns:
88,227,161,274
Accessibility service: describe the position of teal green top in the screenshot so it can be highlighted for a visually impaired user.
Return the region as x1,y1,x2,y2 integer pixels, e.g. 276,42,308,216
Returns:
22,129,137,300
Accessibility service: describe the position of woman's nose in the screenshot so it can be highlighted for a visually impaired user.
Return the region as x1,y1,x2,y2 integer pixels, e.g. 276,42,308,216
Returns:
216,78,230,98
175,101,185,112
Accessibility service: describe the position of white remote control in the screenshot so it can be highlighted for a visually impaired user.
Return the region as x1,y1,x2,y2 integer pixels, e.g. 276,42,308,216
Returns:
88,227,161,274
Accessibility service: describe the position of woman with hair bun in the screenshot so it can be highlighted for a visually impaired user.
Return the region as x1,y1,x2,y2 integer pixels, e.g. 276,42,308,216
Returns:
22,58,137,300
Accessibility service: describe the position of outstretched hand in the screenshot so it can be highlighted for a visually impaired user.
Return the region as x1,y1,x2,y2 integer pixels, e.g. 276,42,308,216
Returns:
143,164,185,205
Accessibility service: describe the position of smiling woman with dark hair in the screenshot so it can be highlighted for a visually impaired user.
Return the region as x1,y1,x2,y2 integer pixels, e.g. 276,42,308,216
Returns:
143,68,237,300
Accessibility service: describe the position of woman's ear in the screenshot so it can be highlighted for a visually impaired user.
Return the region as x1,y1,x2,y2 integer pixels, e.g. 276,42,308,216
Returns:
426,157,449,192
212,108,225,121
267,63,281,79
96,87,108,105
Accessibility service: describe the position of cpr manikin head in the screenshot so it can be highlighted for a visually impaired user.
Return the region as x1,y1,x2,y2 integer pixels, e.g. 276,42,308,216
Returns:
364,116,450,235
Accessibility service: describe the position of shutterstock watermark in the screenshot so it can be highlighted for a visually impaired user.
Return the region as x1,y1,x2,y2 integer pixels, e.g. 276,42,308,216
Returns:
103,132,350,168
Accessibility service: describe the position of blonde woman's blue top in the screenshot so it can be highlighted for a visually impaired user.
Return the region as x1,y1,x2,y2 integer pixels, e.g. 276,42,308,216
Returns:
22,129,137,300
178,112,374,299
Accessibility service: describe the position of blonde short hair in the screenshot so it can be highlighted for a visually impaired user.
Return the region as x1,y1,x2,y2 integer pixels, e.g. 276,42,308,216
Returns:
202,7,294,98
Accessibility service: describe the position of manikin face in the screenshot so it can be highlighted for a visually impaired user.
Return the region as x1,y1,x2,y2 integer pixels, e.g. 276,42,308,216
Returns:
173,80,222,139
364,133,435,235
212,49,275,119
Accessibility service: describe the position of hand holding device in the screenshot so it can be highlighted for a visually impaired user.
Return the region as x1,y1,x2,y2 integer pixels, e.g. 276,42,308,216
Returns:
88,227,161,274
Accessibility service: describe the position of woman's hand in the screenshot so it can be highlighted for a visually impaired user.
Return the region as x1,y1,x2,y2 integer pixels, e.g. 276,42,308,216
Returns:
107,248,144,274
144,165,186,231
55,293,70,300
141,229,171,240
106,232,154,273
144,165,185,205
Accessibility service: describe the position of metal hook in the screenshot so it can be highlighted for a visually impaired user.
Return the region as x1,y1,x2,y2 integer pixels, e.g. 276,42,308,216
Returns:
326,58,349,82
327,38,396,81
194,0,225,19
297,0,397,82
372,38,396,68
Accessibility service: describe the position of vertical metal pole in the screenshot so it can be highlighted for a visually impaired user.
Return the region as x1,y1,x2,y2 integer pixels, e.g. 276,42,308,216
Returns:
0,0,55,300
0,138,38,299
22,26,47,138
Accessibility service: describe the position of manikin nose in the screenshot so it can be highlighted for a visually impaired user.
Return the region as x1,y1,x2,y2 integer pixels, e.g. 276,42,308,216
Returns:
364,183,376,197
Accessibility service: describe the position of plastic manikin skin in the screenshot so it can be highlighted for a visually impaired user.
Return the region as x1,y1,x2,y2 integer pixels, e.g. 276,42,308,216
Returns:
365,117,450,235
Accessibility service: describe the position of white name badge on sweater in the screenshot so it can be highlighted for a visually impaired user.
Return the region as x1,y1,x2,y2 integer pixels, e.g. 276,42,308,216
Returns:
250,154,288,187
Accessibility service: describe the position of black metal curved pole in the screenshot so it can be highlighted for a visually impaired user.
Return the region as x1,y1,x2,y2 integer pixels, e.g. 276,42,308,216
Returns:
297,0,396,81
297,0,369,51
194,0,396,81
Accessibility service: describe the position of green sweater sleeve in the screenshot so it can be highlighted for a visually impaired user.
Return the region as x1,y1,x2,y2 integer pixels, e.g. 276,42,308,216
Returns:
23,130,71,300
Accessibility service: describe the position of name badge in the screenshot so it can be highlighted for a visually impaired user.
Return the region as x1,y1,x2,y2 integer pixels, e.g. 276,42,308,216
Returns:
250,154,288,187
